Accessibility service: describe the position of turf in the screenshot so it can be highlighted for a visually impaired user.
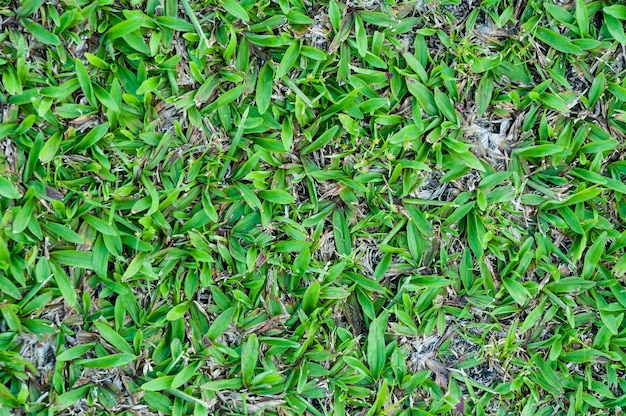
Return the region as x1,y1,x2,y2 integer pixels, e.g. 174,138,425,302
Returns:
1,0,626,414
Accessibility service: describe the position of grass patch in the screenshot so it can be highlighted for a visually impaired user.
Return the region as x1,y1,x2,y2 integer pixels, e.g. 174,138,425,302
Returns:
1,0,626,414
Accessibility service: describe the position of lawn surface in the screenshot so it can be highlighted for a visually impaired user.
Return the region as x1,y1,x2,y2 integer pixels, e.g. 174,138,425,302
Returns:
1,0,626,414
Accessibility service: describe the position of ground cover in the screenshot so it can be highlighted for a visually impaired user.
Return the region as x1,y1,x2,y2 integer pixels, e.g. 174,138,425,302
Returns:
1,0,626,414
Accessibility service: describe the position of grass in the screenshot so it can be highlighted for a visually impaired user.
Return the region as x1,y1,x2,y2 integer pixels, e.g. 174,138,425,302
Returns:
1,0,626,414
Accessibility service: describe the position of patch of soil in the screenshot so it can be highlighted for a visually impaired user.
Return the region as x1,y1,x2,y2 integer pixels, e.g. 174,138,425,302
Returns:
443,325,505,386
443,0,480,24
400,333,449,386
305,8,331,50
346,0,382,10
413,171,451,200
353,236,382,274
565,61,589,93
18,333,56,390
464,119,515,170
314,229,337,262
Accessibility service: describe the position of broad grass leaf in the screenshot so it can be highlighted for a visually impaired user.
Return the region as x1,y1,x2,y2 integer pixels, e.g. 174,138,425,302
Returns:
544,3,574,24
560,349,597,363
406,78,438,115
402,52,428,82
582,232,606,279
302,280,320,314
540,92,570,113
320,87,362,119
444,201,475,225
332,208,352,256
245,33,291,47
0,177,20,199
141,376,175,391
355,14,367,57
575,0,589,37
604,5,626,19
194,74,218,105
124,31,150,55
83,214,117,236
57,385,92,410
50,261,78,309
206,307,236,340
546,277,596,293
580,138,618,153
156,16,195,32
94,321,134,354
605,13,626,44
216,84,246,107
75,352,135,368
258,189,294,204
608,82,626,102
367,312,388,379
274,240,311,252
275,39,301,80
0,123,17,140
256,61,273,114
14,114,36,135
407,276,454,288
479,171,511,189
329,0,341,31
75,122,109,151
373,253,391,281
434,88,458,123
0,304,21,332
520,298,547,333
22,20,61,45
557,207,584,235
201,190,219,223
137,77,162,95
50,250,94,270
45,222,83,244
142,391,172,412
140,174,160,216
202,378,243,391
292,248,311,276
599,309,622,335
503,276,530,305
39,132,63,164
106,17,143,40
476,72,494,117
0,274,21,299
613,255,626,278
356,287,376,320
513,144,564,157
74,59,95,107
93,235,109,279
344,271,384,293
242,334,259,387
13,198,35,233
235,182,262,210
221,0,249,22
166,301,191,321
301,45,327,60
56,343,96,361
533,356,564,394
535,26,583,54
172,362,203,389
93,84,120,112
300,125,340,155
542,186,601,208
18,0,43,17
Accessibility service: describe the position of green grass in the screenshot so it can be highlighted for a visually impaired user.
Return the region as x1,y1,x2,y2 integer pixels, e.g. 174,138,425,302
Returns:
1,0,626,414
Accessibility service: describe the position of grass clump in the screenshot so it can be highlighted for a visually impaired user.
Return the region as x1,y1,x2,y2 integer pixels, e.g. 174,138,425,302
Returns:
1,0,626,414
